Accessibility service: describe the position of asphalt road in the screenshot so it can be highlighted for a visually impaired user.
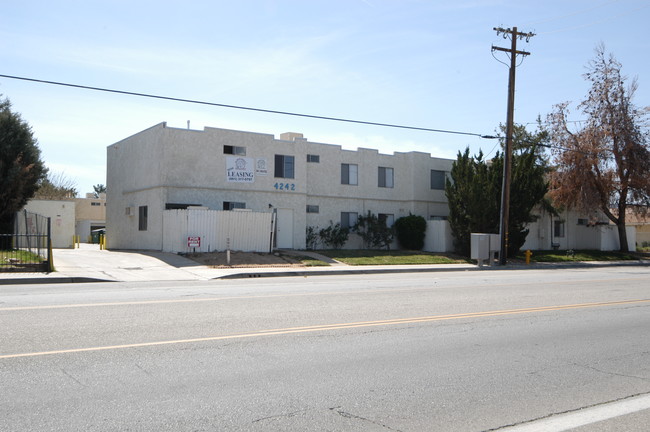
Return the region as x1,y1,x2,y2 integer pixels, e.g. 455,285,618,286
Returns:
1,267,649,431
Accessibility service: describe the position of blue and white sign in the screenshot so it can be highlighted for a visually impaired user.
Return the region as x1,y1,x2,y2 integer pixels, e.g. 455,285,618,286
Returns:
226,156,255,183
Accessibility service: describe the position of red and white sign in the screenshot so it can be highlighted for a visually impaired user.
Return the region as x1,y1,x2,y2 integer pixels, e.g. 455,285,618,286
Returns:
187,236,201,248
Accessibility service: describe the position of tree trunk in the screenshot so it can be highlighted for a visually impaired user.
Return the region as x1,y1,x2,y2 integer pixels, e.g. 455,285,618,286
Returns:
617,222,629,252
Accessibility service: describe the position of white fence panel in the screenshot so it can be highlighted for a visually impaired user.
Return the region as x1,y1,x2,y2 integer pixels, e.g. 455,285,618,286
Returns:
188,209,219,252
162,210,188,253
423,220,454,252
215,211,274,252
162,209,273,253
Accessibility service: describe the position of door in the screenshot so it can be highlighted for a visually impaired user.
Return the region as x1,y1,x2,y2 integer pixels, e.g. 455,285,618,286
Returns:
276,208,294,249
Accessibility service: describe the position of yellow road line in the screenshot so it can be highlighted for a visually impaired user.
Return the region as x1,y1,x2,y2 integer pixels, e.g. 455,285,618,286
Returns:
1,298,648,360
1,276,647,312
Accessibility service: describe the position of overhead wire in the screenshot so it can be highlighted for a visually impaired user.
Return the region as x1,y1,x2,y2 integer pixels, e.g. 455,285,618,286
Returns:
0,73,498,140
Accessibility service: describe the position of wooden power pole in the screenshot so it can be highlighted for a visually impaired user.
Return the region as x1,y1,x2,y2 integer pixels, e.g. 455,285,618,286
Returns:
492,26,534,265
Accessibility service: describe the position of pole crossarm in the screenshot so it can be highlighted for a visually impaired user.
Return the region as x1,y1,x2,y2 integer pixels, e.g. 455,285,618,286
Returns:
491,46,531,57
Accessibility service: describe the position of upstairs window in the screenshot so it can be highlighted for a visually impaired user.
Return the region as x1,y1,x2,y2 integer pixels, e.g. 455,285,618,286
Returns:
275,155,295,179
430,170,446,190
378,167,394,188
341,163,358,185
306,205,320,213
224,145,246,155
307,154,320,163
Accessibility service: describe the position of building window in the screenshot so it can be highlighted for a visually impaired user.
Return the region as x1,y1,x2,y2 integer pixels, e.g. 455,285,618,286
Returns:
431,170,446,190
341,163,358,185
306,205,320,213
554,220,565,238
307,154,320,163
378,213,395,227
275,155,295,179
224,145,246,155
91,202,101,206
165,203,201,210
341,212,358,229
577,218,588,226
138,206,148,231
223,201,246,211
378,167,394,188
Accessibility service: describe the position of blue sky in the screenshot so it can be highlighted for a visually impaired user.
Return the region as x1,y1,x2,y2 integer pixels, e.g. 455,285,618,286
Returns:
2,0,648,195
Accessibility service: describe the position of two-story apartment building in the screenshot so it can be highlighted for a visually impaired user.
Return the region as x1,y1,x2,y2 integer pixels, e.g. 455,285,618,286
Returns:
106,123,454,251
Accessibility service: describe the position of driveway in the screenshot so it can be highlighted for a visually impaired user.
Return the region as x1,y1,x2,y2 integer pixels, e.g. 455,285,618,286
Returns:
52,244,217,282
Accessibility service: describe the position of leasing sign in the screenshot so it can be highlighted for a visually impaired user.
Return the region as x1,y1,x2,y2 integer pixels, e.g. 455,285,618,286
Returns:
226,156,255,183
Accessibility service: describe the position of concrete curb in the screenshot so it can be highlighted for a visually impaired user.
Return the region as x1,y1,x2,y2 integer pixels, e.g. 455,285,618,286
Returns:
0,277,112,285
2,260,648,284
217,266,480,279
215,260,650,279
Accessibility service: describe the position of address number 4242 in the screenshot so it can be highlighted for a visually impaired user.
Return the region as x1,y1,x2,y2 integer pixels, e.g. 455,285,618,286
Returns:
274,183,296,191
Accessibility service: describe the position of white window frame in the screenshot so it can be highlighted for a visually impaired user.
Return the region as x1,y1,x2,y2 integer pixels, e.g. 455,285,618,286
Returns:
341,212,358,229
378,213,395,227
378,167,394,188
431,169,446,190
341,163,358,185
224,145,246,155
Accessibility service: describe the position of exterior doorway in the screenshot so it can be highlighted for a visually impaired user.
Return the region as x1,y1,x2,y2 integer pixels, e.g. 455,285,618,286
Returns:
276,208,294,249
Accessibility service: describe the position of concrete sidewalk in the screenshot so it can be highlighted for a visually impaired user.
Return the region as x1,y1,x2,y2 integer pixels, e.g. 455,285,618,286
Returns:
1,244,648,285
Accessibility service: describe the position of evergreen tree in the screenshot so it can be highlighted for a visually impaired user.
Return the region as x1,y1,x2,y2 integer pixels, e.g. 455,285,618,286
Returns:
446,125,548,257
0,96,47,236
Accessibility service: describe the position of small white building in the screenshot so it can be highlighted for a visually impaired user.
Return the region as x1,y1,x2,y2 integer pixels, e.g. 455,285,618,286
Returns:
23,199,76,248
522,207,636,252
106,123,454,251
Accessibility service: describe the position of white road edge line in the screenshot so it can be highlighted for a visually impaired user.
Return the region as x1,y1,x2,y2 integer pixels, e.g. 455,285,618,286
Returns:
497,393,650,432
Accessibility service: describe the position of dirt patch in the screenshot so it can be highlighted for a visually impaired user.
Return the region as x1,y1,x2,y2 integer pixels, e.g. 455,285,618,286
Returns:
183,251,305,268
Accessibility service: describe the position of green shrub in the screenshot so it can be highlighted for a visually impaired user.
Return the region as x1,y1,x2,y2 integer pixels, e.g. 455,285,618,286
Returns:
319,221,349,249
394,214,427,250
353,211,394,250
305,226,319,250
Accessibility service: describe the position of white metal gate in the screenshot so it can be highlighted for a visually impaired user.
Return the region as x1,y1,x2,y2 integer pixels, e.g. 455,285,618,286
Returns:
162,209,274,253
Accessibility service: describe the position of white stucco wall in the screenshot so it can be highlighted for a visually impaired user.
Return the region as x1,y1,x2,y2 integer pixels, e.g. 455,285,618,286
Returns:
522,208,637,252
23,200,76,248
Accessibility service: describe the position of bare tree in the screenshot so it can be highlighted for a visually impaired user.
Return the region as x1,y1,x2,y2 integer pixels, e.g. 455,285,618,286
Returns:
546,46,650,251
34,171,78,200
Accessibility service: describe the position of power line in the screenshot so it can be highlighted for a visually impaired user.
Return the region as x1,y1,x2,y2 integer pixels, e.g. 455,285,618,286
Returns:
0,73,498,140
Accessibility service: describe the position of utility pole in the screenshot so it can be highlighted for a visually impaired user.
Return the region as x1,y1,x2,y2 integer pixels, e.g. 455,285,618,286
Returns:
492,26,534,265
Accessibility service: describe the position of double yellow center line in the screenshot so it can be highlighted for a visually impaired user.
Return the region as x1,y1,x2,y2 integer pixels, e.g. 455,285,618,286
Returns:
1,299,648,360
